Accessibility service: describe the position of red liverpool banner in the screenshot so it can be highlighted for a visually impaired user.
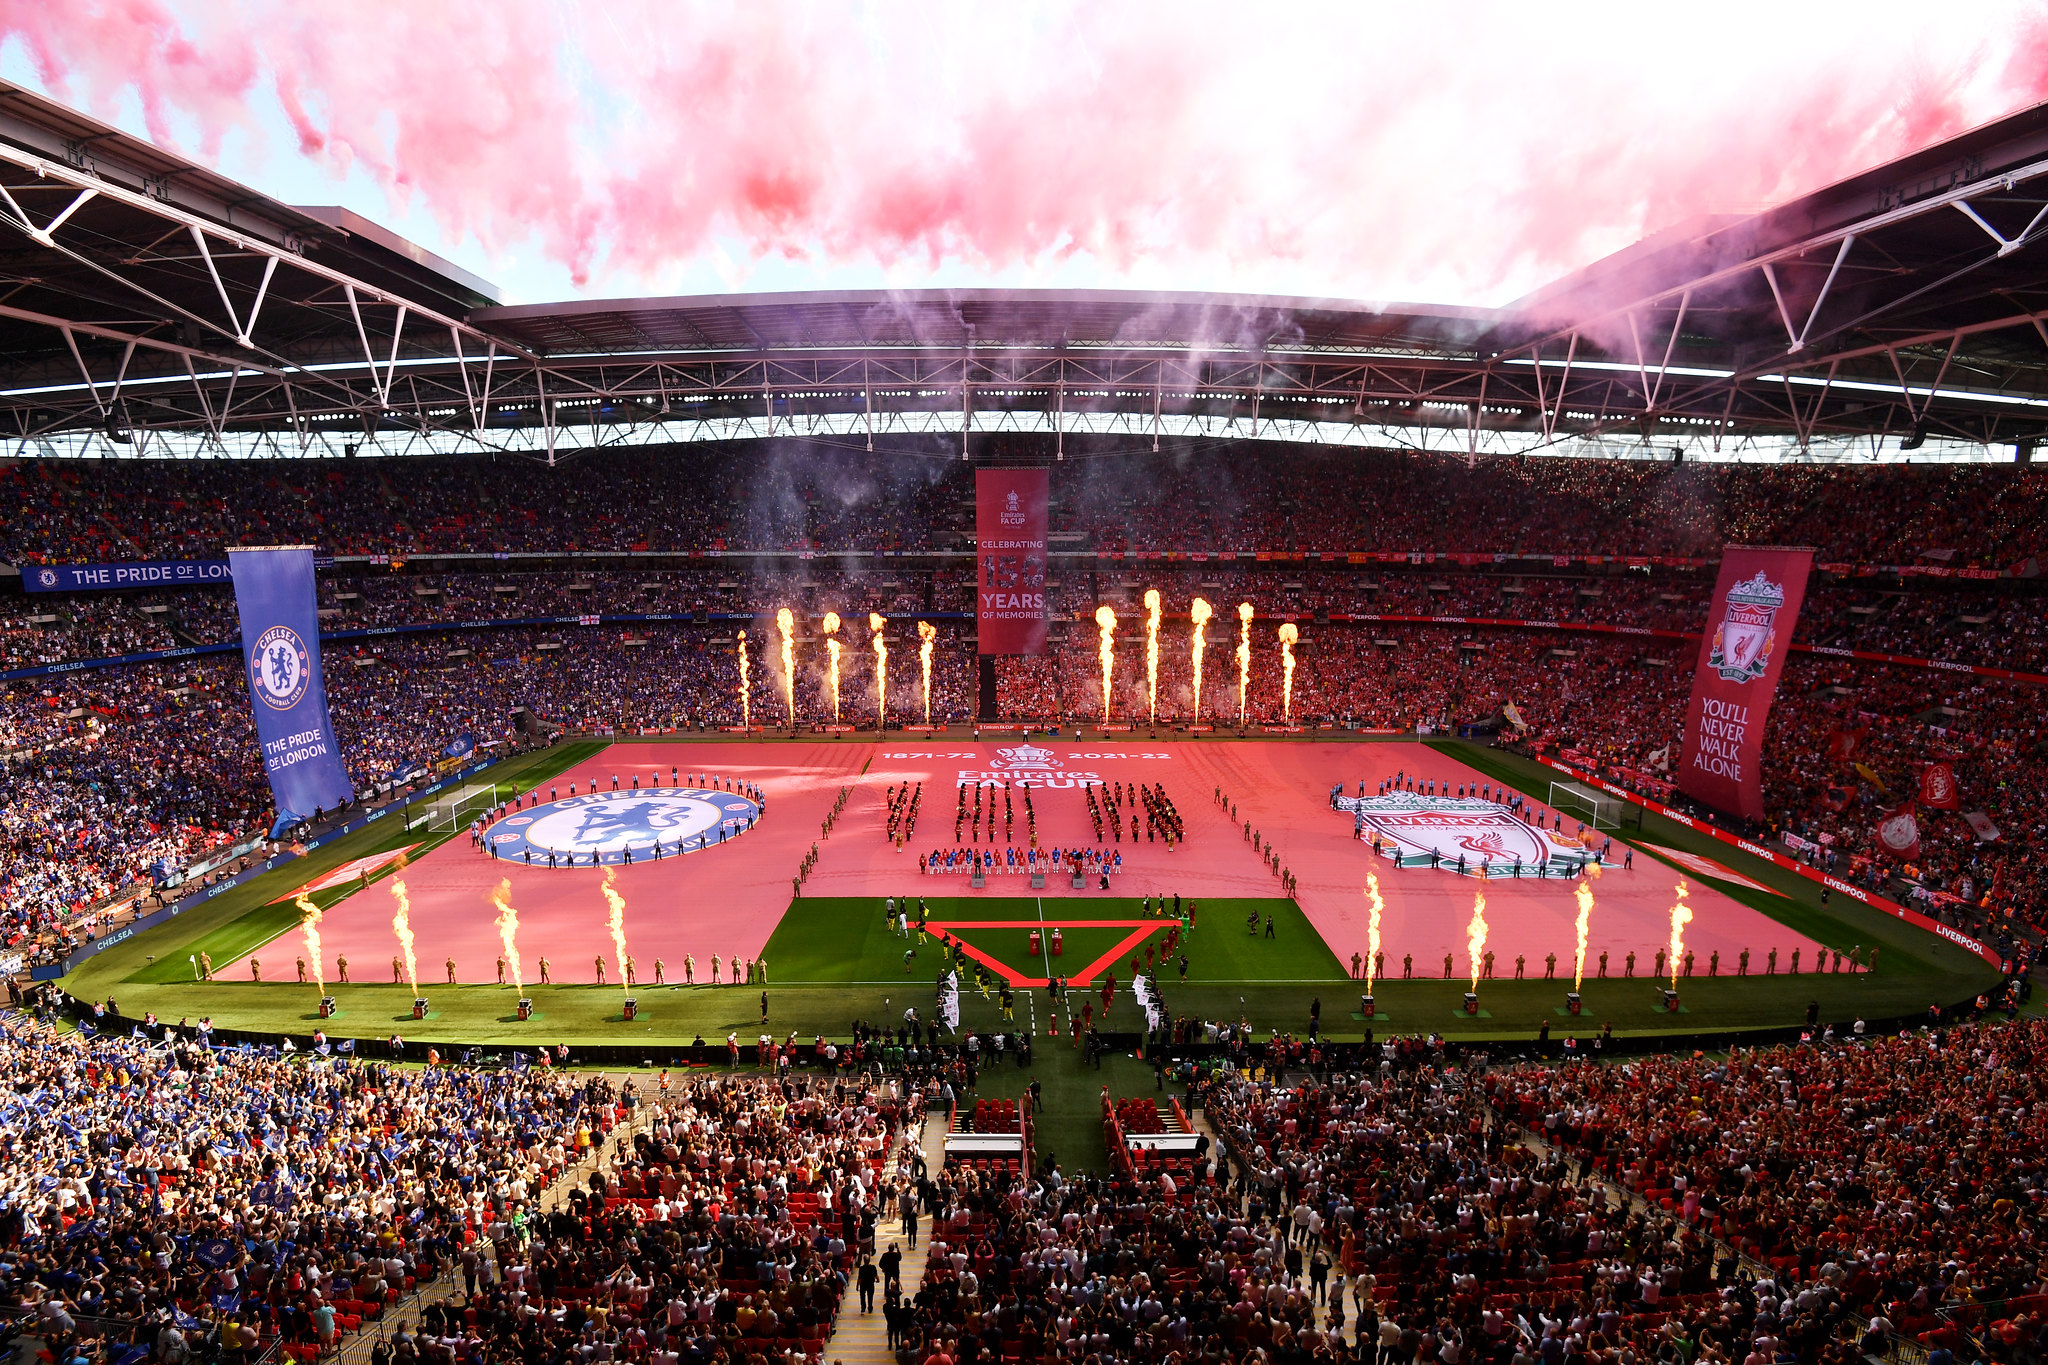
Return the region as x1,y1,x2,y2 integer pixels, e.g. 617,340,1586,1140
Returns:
1875,804,1922,861
976,468,1049,655
1677,546,1813,820
1918,762,1960,809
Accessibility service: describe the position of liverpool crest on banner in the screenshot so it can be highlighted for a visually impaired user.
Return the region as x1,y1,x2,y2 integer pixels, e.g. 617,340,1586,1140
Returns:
1707,571,1785,683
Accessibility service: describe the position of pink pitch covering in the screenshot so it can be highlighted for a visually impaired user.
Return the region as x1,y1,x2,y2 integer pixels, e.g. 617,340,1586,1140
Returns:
257,740,1812,984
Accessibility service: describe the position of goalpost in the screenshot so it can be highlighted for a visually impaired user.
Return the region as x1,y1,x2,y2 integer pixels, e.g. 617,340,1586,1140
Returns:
1546,780,1629,832
412,782,507,834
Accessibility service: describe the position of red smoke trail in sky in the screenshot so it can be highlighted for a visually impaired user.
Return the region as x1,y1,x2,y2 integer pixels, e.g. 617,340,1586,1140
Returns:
6,4,2047,304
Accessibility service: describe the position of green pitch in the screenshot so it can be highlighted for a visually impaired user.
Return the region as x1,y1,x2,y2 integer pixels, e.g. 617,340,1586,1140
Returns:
762,896,1348,988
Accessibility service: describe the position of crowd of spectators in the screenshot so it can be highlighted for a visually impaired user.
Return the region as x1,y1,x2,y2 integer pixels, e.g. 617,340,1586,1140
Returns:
1754,661,2045,942
0,957,2041,1365
0,656,266,959
1,598,183,669
0,448,969,563
1195,1016,2048,1365
308,570,970,633
1793,589,2048,671
992,623,1681,737
5,447,2047,568
12,568,2043,694
405,1068,922,1364
0,1009,615,1365
1483,1020,2048,1360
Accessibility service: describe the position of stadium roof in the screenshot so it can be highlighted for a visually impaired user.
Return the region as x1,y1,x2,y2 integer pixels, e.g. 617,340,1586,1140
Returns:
1,78,2046,463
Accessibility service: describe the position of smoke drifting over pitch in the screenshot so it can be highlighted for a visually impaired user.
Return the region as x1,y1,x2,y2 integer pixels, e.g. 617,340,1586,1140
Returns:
8,4,2047,305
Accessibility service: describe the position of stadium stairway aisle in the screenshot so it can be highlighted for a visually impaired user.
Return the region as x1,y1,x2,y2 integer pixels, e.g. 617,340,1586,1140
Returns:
823,1111,946,1365
334,1076,662,1365
1187,1096,1355,1340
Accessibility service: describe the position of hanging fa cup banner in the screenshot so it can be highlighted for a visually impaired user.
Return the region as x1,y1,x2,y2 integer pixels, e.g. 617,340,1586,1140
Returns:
975,468,1049,655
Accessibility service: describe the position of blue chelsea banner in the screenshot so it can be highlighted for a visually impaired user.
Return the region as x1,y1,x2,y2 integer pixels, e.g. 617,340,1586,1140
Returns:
230,546,354,833
23,559,231,592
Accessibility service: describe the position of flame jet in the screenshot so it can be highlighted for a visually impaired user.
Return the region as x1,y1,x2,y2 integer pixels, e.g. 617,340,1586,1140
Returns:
869,613,888,727
1235,603,1253,725
1094,606,1118,722
776,609,796,726
1573,862,1600,990
917,620,937,725
737,629,750,729
1364,870,1384,994
1466,886,1489,991
602,867,630,991
822,612,843,723
491,879,523,993
296,895,325,993
1669,878,1693,988
1277,622,1299,721
389,866,418,995
1143,589,1162,724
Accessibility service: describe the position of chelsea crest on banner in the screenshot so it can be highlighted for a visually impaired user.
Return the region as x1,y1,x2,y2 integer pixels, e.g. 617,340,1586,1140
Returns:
230,546,356,834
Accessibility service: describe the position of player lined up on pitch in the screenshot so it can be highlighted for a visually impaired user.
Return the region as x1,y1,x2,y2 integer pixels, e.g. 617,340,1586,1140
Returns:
918,844,1130,878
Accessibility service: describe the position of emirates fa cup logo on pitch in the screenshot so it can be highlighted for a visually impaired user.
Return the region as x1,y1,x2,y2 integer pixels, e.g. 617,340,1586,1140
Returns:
988,743,1059,771
1707,571,1785,684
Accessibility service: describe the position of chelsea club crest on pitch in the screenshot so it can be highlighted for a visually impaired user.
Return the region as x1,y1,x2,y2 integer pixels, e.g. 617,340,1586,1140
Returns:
486,789,763,866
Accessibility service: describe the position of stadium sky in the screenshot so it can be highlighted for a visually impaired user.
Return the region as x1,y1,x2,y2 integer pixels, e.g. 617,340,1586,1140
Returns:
4,2,2046,309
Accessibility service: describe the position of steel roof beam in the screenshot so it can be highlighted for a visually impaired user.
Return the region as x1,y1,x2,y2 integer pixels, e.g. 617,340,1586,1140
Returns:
0,140,536,363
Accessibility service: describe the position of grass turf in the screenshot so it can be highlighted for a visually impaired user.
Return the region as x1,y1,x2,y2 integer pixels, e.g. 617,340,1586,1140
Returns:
760,896,1347,987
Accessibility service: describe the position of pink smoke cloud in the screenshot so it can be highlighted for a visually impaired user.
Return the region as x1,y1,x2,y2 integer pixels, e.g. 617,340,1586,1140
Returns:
3,2,2045,302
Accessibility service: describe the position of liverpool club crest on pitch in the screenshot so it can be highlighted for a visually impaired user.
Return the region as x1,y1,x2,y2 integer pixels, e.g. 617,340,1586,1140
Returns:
1707,571,1785,684
1333,792,1598,877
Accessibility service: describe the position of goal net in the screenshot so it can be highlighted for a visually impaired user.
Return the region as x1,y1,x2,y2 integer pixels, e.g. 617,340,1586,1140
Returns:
1547,780,1624,831
413,781,505,833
